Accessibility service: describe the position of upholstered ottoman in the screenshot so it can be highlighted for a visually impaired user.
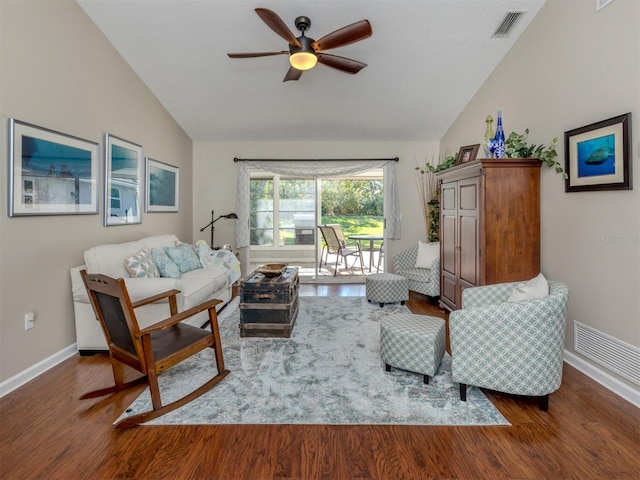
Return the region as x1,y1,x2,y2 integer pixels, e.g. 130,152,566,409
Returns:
366,273,409,307
380,313,446,384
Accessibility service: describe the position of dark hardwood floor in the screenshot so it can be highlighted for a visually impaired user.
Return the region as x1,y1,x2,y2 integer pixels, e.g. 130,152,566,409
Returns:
1,286,638,480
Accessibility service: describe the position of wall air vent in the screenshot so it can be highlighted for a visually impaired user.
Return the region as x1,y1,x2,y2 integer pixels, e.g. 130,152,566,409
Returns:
492,11,525,38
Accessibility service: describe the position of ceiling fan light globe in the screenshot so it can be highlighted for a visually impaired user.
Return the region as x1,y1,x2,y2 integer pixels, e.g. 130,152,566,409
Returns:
289,52,317,71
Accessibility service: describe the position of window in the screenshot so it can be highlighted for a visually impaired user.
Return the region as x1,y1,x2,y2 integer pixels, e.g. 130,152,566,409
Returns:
250,175,315,247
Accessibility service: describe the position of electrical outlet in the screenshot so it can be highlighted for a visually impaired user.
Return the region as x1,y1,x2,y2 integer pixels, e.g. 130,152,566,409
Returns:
24,312,36,331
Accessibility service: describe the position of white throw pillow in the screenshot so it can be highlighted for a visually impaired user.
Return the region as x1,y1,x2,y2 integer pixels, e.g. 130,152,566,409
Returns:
414,241,439,269
507,273,549,302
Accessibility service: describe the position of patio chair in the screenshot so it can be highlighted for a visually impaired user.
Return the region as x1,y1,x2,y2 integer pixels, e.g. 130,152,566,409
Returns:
325,223,348,245
79,270,229,428
318,225,364,276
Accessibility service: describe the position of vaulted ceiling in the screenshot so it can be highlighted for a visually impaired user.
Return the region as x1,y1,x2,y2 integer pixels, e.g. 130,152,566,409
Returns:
77,0,546,142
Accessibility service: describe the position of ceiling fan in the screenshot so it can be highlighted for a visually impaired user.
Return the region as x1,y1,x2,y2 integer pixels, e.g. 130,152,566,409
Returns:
227,8,372,82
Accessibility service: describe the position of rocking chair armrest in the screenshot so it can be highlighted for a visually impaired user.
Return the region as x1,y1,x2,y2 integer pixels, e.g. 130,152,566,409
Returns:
131,289,182,309
137,298,224,336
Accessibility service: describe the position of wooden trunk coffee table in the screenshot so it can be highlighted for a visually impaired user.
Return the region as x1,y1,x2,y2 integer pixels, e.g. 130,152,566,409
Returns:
239,266,299,338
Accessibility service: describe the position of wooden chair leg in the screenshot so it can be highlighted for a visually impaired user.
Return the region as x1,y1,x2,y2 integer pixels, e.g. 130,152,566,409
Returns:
209,309,225,373
80,357,146,400
147,370,163,411
80,376,147,400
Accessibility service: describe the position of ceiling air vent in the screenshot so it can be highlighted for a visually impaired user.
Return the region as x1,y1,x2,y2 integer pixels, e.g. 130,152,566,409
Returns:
492,11,525,38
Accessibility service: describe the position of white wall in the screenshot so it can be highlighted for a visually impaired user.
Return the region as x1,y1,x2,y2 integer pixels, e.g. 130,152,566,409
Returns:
440,0,639,386
0,1,193,383
192,140,441,272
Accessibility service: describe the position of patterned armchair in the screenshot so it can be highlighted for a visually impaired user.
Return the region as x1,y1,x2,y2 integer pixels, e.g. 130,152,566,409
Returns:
393,245,440,298
449,280,569,411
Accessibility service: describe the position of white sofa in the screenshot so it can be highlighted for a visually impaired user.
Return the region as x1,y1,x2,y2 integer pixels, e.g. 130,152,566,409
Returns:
70,234,233,354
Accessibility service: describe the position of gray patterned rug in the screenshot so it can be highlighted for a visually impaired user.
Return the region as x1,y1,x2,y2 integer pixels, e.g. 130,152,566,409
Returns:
117,297,509,426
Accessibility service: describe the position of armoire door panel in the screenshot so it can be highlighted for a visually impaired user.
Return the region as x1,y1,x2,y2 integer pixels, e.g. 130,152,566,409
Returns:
441,214,457,276
459,215,479,286
441,272,457,310
441,184,457,210
459,181,479,211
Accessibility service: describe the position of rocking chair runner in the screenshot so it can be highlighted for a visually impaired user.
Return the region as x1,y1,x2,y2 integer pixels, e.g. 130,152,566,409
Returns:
318,225,364,276
79,270,229,428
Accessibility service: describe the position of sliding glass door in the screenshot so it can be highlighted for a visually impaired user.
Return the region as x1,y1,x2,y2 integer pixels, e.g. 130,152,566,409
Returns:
248,169,384,277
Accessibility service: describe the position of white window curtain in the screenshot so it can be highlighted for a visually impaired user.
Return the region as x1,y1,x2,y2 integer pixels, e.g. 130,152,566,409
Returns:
235,159,401,248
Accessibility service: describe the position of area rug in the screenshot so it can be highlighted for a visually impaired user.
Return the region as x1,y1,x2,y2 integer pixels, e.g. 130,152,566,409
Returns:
117,297,509,426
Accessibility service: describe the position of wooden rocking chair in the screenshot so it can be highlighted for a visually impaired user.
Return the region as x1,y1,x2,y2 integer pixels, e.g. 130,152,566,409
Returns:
79,270,229,428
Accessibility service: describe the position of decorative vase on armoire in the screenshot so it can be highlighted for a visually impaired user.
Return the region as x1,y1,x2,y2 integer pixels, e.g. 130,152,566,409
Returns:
483,115,494,158
493,110,506,158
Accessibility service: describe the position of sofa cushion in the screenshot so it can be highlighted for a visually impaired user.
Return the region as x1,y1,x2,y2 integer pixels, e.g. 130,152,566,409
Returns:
124,248,160,278
183,266,228,291
164,244,202,274
415,241,439,269
123,277,180,303
141,234,180,251
85,239,146,278
150,248,181,279
180,269,216,309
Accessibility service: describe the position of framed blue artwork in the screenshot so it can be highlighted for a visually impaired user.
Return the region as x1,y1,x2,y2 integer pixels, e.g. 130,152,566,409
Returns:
104,134,143,225
145,157,179,212
564,113,631,192
8,119,99,216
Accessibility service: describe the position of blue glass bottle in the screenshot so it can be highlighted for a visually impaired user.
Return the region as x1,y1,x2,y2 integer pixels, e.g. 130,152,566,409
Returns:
493,110,505,158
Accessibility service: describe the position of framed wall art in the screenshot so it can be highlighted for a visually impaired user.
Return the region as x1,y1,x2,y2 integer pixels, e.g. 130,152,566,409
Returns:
564,113,632,192
145,157,179,212
455,144,480,165
8,119,99,217
104,134,143,225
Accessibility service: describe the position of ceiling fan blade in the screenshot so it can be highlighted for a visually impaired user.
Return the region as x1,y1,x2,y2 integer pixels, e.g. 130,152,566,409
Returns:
311,19,372,52
283,67,303,82
317,53,367,74
255,8,302,48
227,51,288,58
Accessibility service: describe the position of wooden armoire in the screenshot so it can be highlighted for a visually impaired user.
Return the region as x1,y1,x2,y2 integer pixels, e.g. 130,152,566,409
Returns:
435,158,542,311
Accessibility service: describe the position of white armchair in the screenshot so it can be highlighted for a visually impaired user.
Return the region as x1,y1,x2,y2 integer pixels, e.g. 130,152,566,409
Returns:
449,279,569,410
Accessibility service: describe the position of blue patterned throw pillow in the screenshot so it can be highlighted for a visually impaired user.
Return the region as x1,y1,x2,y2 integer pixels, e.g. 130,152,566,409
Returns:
164,244,202,274
124,248,160,278
150,248,181,278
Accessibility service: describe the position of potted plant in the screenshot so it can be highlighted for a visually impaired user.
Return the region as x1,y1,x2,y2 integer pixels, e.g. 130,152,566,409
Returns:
415,154,457,241
504,128,567,178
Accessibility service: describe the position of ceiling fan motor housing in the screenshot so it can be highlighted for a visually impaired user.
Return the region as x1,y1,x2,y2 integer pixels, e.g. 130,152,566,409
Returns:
289,35,315,55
